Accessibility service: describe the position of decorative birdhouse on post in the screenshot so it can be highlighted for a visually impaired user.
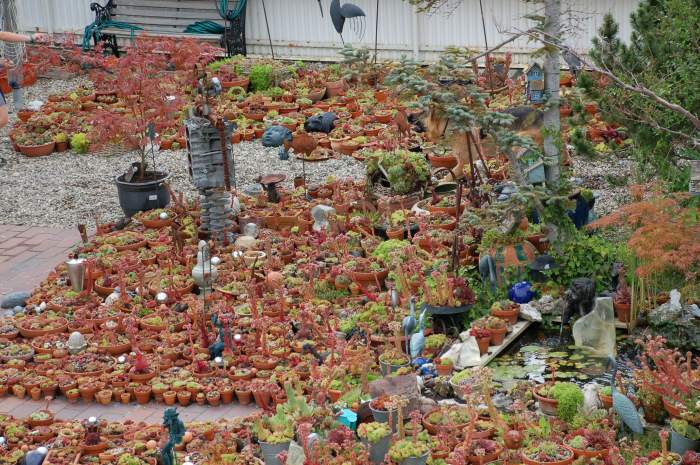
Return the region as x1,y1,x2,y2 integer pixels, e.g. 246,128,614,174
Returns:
525,63,544,104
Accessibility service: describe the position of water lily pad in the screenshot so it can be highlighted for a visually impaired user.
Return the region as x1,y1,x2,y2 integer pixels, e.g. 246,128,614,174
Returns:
569,354,584,361
520,345,546,354
548,351,568,358
576,374,590,380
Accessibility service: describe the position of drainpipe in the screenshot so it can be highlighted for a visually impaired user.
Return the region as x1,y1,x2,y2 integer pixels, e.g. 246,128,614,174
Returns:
411,5,419,60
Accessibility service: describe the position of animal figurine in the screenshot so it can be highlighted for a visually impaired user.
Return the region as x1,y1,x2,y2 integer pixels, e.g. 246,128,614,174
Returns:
561,278,596,325
160,408,186,465
304,112,337,133
409,309,427,359
329,0,366,42
582,382,601,415
283,132,318,160
394,108,410,140
402,299,417,355
262,125,293,148
607,356,643,435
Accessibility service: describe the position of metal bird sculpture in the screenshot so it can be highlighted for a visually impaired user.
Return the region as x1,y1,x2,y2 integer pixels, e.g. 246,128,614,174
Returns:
409,309,427,359
402,298,417,355
607,356,643,435
316,0,325,17
329,0,367,43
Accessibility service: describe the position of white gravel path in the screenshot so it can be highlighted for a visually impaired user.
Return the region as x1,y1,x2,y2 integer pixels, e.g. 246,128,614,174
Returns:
0,78,364,228
0,77,633,227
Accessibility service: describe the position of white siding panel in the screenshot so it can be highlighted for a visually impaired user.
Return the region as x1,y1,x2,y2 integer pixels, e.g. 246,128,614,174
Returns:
15,0,641,64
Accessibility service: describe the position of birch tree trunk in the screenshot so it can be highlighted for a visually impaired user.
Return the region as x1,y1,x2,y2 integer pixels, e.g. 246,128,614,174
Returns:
543,0,561,187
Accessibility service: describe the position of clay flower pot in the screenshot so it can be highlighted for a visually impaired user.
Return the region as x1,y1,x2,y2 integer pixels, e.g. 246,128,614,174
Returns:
177,390,192,406
491,306,519,325
96,389,112,405
163,391,177,406
133,385,151,404
613,300,631,322
476,336,490,355
533,385,558,416
236,388,253,405
489,326,507,346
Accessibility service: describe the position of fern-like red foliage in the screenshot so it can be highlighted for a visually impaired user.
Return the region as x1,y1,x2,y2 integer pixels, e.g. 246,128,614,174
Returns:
589,193,700,282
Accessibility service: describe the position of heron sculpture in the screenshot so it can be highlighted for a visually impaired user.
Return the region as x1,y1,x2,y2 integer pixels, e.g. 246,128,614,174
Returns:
402,299,417,355
607,356,643,435
316,0,366,43
409,309,427,359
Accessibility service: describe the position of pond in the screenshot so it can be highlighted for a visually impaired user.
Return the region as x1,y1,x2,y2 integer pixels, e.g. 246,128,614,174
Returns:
487,325,638,389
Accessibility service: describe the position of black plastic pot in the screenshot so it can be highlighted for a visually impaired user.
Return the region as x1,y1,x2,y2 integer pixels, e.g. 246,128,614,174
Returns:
115,170,170,217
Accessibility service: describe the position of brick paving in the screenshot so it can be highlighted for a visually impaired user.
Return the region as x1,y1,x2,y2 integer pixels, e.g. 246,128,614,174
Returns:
0,224,81,300
0,396,259,424
0,224,261,423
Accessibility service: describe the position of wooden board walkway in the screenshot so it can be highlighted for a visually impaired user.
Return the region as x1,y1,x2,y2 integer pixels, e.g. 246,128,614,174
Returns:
462,320,533,368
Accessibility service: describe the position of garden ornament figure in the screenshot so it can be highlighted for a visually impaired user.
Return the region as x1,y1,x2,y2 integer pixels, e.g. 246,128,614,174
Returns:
208,312,230,360
262,125,293,148
329,0,366,43
561,277,596,325
304,112,337,134
161,408,186,465
409,309,427,359
607,356,643,435
402,298,417,355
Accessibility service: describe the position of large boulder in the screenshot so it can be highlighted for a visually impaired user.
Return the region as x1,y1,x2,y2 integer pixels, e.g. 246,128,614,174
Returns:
1,291,30,309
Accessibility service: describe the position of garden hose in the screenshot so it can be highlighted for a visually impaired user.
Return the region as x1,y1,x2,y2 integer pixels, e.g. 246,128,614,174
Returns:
82,20,143,50
216,0,247,21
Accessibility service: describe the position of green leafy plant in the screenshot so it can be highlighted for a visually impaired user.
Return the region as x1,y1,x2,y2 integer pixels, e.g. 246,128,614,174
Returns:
549,231,621,293
550,382,584,423
671,419,700,440
70,133,90,154
249,64,274,92
366,149,430,194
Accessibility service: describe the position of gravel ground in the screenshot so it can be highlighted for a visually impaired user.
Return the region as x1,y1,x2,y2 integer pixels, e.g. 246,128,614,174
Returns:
0,77,632,227
0,78,364,228
569,151,634,217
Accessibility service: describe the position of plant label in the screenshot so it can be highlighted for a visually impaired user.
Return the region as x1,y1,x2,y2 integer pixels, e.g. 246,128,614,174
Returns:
124,165,137,183
148,194,158,201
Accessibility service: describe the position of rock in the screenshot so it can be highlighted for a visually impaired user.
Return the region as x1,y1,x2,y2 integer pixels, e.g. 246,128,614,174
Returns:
519,303,542,322
1,291,30,309
649,290,700,352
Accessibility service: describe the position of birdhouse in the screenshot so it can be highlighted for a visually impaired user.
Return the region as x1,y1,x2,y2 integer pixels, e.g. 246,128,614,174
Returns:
525,63,545,104
515,147,545,184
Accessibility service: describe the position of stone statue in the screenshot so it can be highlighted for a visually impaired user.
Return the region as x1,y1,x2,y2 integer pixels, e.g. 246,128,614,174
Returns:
304,112,337,134
67,331,87,354
561,278,596,325
311,205,336,232
160,408,186,465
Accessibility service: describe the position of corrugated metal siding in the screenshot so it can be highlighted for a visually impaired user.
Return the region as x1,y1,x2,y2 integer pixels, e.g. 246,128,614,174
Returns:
16,0,640,64
18,0,95,34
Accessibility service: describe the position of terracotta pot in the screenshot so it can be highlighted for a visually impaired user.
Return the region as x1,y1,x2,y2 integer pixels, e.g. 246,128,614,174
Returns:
599,392,612,409
242,129,255,141
325,79,346,97
221,388,234,404
163,390,177,405
533,386,558,416
613,300,631,322
96,389,112,405
491,307,519,325
56,141,69,152
79,385,97,402
19,141,55,157
467,445,502,464
428,153,458,169
231,131,242,144
66,390,80,403
207,392,221,406
435,363,453,377
584,103,598,115
236,389,253,405
134,386,151,404
560,106,572,117
663,397,684,419
522,446,574,465
476,336,490,355
489,326,507,346
386,227,404,240
253,389,273,409
374,110,392,124
30,386,42,401
177,390,192,406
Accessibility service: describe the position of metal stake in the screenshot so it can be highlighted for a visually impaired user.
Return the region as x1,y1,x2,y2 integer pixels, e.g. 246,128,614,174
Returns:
261,0,275,59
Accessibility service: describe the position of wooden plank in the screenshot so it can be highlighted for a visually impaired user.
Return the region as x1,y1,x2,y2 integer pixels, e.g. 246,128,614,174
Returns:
462,320,533,368
114,6,222,20
112,14,220,27
103,28,221,40
117,0,221,9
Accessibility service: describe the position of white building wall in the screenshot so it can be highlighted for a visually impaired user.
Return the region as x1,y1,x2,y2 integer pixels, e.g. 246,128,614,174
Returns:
16,0,640,64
